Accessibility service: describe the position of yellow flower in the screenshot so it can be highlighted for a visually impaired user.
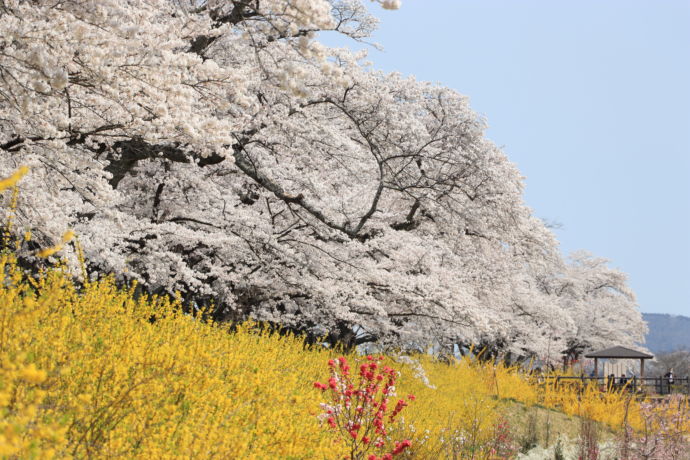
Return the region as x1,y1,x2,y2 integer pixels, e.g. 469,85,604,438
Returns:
0,166,29,191
37,230,76,258
19,363,47,384
61,229,75,243
37,244,64,258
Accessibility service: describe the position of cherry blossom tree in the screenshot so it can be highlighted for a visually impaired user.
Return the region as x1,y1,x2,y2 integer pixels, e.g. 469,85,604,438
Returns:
558,252,646,356
0,0,646,356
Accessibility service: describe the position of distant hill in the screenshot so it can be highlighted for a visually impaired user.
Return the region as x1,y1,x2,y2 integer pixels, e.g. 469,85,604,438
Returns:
643,313,690,353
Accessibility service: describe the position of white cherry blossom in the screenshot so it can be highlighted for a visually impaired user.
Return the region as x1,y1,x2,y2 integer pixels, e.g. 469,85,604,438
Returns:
0,0,646,358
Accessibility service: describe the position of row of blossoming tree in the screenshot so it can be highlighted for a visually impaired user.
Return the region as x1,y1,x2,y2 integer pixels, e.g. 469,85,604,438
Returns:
0,0,646,359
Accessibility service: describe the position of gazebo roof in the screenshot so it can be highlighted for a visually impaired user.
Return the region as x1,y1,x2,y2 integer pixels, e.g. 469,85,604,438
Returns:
584,346,653,359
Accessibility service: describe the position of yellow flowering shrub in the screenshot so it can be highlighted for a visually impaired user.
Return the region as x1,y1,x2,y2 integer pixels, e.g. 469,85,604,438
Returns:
0,248,516,459
391,355,507,458
0,253,346,458
3,250,687,458
537,379,643,429
1,166,687,459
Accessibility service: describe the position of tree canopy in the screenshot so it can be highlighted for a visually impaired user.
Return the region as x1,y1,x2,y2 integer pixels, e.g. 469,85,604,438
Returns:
0,0,646,358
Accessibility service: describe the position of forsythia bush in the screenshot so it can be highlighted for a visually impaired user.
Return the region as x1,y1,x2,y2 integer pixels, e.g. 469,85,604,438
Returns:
0,168,687,459
2,251,689,459
0,254,339,458
540,380,645,429
0,248,512,459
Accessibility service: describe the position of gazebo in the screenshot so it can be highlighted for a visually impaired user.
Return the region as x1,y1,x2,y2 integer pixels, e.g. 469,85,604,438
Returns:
585,346,654,379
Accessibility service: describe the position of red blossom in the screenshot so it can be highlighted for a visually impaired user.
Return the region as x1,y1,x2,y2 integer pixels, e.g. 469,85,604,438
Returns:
392,439,412,455
313,356,414,459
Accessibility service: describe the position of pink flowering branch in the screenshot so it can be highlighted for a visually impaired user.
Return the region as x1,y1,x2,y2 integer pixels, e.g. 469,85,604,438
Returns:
314,355,414,460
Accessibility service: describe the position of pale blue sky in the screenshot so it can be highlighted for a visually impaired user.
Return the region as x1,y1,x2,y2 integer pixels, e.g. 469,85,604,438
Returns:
322,0,690,316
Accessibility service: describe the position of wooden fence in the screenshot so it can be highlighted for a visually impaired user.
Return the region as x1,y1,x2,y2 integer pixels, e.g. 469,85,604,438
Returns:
543,375,690,395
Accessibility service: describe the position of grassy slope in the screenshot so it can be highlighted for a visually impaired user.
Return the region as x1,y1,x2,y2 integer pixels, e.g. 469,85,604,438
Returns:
504,400,616,446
